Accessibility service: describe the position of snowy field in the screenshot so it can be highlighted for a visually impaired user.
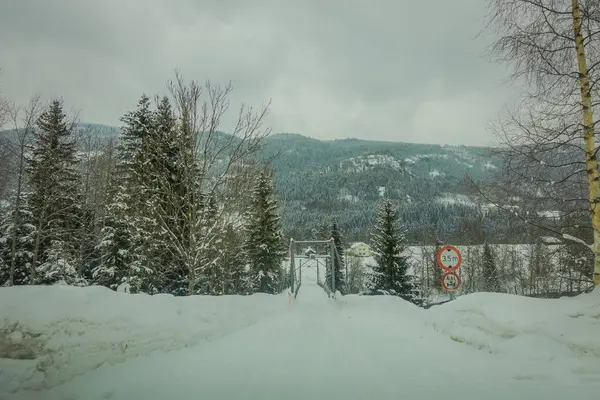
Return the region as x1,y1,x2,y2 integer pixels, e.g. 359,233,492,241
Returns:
1,262,599,399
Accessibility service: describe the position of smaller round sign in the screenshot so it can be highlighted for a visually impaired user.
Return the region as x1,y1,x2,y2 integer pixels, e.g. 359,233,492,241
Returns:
441,271,461,291
437,245,462,271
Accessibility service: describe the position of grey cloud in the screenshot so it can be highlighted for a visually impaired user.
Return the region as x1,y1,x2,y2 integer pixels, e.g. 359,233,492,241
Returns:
1,0,519,145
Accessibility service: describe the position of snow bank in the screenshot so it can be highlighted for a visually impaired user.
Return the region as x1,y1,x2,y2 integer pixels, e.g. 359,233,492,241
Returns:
427,288,600,379
3,277,599,397
0,285,289,395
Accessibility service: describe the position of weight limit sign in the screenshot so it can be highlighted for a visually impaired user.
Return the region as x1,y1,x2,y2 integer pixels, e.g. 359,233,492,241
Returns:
441,271,461,291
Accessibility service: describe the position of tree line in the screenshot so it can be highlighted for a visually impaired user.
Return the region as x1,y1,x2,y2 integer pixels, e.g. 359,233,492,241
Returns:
0,74,287,295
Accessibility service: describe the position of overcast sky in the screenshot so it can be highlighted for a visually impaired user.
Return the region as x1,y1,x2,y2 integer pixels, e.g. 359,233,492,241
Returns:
1,0,520,145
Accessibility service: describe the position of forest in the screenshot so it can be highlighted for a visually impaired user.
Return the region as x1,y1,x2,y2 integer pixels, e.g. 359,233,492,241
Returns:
0,77,289,296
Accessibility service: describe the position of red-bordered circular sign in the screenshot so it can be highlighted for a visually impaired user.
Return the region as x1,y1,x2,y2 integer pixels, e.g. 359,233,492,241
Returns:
437,245,462,271
441,271,461,291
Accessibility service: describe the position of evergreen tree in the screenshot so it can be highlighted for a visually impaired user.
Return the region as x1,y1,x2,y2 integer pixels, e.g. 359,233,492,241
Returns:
243,170,286,294
122,95,157,272
145,96,184,293
0,195,35,285
482,241,500,292
100,95,156,292
26,100,83,284
93,185,146,291
220,223,248,295
326,219,345,294
38,239,85,285
368,199,412,298
198,194,226,295
117,95,154,198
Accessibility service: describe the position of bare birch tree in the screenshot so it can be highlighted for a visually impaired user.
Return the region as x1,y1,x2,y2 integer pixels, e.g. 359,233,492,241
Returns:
485,0,600,286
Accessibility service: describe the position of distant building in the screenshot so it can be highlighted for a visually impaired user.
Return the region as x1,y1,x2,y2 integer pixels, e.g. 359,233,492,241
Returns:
304,247,316,259
347,242,372,257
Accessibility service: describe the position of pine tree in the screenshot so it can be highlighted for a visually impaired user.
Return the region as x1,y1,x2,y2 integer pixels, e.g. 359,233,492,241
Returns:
144,96,185,293
198,194,226,295
38,239,85,286
326,219,345,294
482,241,500,292
98,95,156,292
0,192,36,285
26,100,84,284
117,95,154,198
243,170,286,294
220,223,248,295
368,199,412,298
93,183,145,291
0,195,36,285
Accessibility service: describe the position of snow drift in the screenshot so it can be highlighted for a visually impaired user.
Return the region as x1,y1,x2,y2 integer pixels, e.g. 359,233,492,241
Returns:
427,288,600,381
0,285,289,395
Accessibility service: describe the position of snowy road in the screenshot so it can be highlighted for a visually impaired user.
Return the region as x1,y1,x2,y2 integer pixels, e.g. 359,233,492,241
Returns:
9,265,600,400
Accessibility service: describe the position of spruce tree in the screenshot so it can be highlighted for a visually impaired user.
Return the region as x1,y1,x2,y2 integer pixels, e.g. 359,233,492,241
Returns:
145,96,184,293
118,95,154,197
26,100,84,284
198,194,225,295
482,241,500,292
100,95,156,292
93,182,144,291
220,223,247,295
0,195,36,285
243,170,286,294
368,199,412,298
326,219,345,294
38,239,85,285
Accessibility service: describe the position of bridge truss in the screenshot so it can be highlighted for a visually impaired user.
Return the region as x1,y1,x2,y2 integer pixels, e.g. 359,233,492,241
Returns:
288,238,341,298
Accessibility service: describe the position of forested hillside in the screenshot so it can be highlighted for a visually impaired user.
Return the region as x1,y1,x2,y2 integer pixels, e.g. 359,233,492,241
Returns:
260,133,504,243
2,125,567,245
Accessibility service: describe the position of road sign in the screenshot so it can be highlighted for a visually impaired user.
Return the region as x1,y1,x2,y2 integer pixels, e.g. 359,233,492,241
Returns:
441,271,461,291
437,245,462,271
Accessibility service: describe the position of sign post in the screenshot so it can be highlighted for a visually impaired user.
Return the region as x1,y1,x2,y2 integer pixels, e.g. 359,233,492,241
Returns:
437,245,462,297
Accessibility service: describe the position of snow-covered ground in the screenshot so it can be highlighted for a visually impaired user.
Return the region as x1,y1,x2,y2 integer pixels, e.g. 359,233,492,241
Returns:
1,263,599,399
0,286,289,395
